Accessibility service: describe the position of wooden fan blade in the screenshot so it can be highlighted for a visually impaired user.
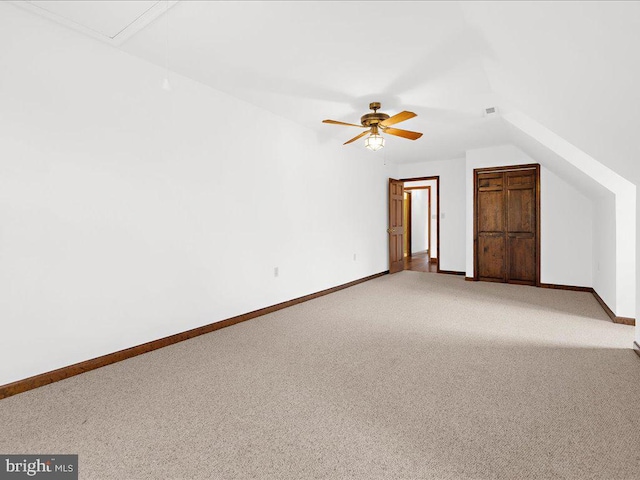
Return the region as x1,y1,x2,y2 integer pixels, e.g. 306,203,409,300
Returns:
344,130,371,145
383,127,423,140
323,119,364,127
379,111,417,127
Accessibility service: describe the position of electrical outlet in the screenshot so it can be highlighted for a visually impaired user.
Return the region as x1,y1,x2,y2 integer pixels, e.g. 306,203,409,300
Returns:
274,267,279,277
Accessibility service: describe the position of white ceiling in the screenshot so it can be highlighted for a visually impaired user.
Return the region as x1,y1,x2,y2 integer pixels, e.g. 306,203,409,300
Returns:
8,1,527,163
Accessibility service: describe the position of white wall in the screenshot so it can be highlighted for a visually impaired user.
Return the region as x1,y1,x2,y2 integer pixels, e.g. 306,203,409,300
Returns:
540,168,593,287
465,145,593,287
398,158,466,272
636,189,640,343
593,191,617,312
0,4,392,386
410,189,429,254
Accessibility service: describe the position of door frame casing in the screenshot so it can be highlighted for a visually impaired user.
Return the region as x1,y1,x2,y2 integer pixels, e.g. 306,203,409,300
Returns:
399,176,440,272
404,190,412,258
473,163,541,286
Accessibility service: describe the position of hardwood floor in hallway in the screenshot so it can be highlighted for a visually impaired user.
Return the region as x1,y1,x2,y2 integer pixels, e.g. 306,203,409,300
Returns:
404,251,437,273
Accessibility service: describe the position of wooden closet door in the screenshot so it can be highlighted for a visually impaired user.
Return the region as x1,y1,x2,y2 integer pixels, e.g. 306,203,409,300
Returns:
506,170,536,285
475,166,539,285
476,172,506,282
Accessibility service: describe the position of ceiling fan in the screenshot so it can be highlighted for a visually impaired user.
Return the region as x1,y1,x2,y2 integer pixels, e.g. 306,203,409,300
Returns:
323,102,423,151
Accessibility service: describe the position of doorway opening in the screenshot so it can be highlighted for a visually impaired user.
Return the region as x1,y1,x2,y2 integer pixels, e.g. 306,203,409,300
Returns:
388,176,440,274
404,186,435,272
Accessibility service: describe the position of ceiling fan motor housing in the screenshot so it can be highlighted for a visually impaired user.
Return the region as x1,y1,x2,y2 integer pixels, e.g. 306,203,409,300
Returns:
361,102,390,127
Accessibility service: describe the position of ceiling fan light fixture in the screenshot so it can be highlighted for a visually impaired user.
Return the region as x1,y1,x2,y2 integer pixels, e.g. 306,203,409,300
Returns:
323,102,421,149
365,133,385,151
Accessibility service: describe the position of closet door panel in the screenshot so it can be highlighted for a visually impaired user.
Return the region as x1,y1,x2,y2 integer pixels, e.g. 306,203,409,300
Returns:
508,235,536,284
478,190,504,233
478,234,506,281
507,188,534,233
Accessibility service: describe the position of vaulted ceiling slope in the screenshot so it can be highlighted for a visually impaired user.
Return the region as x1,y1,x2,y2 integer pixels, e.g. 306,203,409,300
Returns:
12,1,640,182
13,0,508,164
13,0,178,45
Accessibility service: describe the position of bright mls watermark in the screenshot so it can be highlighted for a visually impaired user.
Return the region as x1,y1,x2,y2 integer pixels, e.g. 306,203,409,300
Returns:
0,456,77,479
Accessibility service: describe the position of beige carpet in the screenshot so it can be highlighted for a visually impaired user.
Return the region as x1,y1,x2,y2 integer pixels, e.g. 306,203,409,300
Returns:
2,271,640,479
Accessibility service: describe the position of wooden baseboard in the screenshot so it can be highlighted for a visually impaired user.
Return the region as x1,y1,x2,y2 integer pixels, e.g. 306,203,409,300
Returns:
429,258,438,264
541,284,634,325
539,283,592,292
0,271,389,400
438,270,465,276
465,277,475,282
473,280,635,326
591,289,635,326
